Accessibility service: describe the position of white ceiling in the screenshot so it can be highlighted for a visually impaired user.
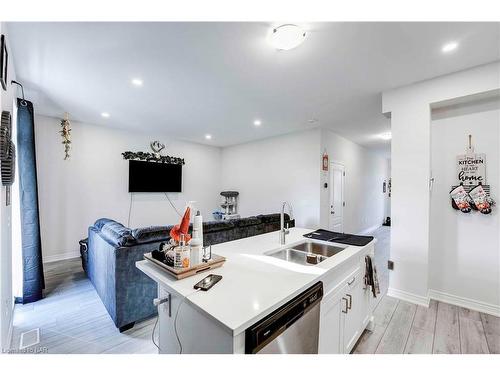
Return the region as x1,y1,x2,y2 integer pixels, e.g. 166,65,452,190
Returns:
6,22,500,156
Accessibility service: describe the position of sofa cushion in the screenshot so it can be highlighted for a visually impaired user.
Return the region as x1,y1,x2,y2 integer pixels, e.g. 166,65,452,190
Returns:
233,216,262,227
100,222,136,247
131,225,173,244
94,218,115,230
203,220,235,233
257,213,289,223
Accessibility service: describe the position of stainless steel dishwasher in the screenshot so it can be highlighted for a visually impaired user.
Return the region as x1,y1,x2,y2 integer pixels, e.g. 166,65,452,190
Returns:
245,282,323,354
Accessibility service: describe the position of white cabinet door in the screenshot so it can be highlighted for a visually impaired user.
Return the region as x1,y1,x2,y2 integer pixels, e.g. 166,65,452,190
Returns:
342,275,363,353
318,288,346,354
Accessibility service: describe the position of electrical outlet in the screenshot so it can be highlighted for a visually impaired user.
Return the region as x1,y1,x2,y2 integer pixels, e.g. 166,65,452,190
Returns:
388,260,394,270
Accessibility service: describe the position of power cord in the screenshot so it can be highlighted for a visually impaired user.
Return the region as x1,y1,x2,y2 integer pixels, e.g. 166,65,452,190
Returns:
151,314,160,350
164,193,183,218
151,289,200,353
127,193,133,227
174,289,201,354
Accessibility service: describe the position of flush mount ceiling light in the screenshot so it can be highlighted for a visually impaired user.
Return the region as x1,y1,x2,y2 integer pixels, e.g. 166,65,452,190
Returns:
379,132,392,140
131,78,143,86
269,24,306,51
101,112,110,118
205,134,212,140
253,119,262,127
442,41,459,53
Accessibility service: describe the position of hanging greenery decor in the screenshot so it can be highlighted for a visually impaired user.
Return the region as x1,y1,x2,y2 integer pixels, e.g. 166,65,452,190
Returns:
122,142,184,164
122,151,185,165
60,113,71,160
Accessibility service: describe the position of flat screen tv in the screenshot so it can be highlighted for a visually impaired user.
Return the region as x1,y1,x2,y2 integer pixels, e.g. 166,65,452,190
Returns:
128,160,182,193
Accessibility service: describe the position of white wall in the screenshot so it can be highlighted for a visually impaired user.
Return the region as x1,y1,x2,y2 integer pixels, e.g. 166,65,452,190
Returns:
430,99,499,309
34,115,222,262
220,127,390,233
0,22,17,350
383,62,500,307
319,129,390,234
221,129,322,228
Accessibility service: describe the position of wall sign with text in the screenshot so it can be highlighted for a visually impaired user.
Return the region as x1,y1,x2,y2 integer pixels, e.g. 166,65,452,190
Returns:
456,153,486,186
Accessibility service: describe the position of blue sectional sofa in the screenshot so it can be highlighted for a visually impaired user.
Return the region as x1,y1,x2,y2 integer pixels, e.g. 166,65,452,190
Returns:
82,214,294,331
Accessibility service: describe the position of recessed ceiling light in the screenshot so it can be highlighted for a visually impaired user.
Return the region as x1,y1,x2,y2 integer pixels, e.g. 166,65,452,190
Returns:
269,24,306,51
205,134,212,140
379,132,392,140
131,78,143,86
253,119,262,127
101,112,110,118
442,41,458,53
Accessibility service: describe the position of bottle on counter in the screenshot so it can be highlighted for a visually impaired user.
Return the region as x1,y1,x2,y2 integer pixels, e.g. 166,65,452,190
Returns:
193,210,204,248
175,234,190,269
190,228,202,266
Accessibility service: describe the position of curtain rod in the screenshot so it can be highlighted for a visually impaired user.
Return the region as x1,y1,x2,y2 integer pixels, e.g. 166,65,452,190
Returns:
11,80,28,106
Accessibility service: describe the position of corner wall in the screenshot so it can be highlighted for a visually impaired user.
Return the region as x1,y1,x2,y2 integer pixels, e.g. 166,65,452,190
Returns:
383,62,500,308
220,127,390,233
430,98,499,311
34,115,223,262
220,129,322,228
319,128,390,234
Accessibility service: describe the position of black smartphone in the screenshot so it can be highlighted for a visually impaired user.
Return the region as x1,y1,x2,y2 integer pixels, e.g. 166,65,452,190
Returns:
193,274,222,291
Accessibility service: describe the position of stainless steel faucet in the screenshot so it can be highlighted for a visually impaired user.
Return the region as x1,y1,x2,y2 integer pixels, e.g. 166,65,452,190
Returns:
280,201,293,245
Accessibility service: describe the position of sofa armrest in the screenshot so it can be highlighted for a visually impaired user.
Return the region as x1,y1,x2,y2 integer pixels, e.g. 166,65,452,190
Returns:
87,227,118,325
87,227,158,329
114,242,158,327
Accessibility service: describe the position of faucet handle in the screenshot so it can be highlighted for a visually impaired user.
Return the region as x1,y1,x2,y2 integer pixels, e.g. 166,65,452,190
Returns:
285,223,290,234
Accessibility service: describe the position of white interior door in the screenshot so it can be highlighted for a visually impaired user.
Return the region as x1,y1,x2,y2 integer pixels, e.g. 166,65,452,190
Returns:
329,163,345,232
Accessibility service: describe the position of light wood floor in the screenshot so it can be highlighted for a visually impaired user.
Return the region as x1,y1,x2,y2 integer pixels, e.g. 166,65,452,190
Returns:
10,226,499,354
353,226,500,354
10,258,157,354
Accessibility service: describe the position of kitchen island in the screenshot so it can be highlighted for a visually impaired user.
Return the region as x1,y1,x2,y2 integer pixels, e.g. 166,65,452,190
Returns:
136,227,377,354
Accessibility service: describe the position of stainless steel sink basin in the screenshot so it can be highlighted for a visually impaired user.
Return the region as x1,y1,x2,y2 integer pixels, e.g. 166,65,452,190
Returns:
267,248,328,266
266,241,347,266
291,241,347,258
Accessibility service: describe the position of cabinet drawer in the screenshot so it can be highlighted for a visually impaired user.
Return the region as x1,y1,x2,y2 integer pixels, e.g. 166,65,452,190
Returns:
322,266,361,303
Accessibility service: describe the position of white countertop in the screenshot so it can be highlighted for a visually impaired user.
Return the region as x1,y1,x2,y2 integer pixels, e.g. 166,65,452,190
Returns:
137,227,374,336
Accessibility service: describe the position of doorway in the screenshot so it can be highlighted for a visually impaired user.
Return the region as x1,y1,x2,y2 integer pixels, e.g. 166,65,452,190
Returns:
329,162,345,232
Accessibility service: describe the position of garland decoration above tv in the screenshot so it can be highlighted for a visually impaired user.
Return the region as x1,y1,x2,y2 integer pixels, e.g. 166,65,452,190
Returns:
122,151,185,165
122,141,185,165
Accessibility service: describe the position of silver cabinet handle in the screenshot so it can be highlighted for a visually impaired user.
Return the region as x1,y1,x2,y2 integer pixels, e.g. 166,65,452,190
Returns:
346,294,352,310
342,297,349,314
347,277,355,286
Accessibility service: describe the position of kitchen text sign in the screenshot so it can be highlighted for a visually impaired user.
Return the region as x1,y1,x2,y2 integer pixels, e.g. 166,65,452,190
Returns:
456,153,486,185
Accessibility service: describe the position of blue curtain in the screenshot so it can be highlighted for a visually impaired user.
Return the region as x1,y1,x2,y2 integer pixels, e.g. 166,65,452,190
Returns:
17,98,44,303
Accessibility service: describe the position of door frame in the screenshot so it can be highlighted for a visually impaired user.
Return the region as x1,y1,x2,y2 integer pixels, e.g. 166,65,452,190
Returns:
329,161,345,233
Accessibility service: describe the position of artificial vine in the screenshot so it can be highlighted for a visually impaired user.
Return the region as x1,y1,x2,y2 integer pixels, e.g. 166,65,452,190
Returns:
60,113,71,160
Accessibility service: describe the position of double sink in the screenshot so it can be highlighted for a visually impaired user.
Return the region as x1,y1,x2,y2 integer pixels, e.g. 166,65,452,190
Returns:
266,240,347,266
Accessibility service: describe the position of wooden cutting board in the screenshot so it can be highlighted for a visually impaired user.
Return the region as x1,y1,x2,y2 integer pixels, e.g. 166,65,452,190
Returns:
144,252,226,280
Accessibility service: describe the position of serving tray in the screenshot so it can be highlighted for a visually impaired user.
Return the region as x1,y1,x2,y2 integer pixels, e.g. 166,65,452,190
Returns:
144,252,226,280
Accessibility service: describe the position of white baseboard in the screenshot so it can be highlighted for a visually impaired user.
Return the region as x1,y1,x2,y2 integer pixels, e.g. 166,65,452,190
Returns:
387,287,430,307
43,251,81,264
428,289,500,317
357,224,382,236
